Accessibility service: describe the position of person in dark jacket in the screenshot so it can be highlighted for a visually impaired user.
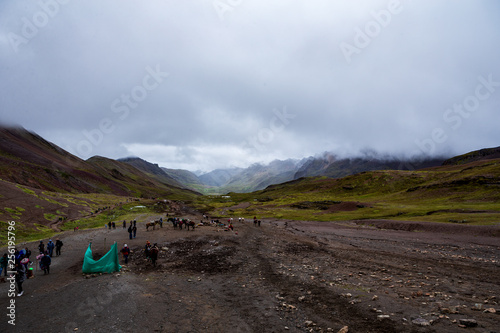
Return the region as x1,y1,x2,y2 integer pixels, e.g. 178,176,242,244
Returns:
56,239,64,256
40,252,51,275
128,225,133,239
15,260,26,296
24,247,32,262
38,241,45,254
55,239,63,256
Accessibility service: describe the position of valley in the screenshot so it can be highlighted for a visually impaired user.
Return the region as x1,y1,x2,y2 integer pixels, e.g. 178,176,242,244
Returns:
0,126,499,332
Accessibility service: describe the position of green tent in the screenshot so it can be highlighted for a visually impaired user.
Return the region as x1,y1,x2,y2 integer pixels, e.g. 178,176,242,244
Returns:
82,242,122,274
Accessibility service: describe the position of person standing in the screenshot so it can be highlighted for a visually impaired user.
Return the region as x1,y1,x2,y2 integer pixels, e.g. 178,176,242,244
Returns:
36,252,44,270
40,252,51,275
38,240,45,254
120,244,130,264
55,239,63,256
24,247,32,263
132,224,137,239
127,224,133,239
46,240,55,257
15,260,26,296
144,241,151,258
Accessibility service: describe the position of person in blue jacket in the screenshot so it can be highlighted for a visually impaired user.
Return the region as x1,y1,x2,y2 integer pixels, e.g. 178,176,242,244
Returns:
46,240,55,257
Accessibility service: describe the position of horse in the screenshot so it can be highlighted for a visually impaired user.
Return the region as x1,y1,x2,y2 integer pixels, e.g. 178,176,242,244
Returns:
146,220,160,231
186,220,195,231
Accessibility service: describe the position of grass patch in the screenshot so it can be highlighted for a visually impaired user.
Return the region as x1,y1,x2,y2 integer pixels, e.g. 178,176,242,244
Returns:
44,213,58,221
40,194,69,207
65,197,90,206
21,223,58,243
0,221,56,245
59,201,159,231
3,207,24,220
16,185,37,196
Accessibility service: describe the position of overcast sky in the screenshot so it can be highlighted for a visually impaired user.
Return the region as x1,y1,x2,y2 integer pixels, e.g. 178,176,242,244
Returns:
1,1,499,172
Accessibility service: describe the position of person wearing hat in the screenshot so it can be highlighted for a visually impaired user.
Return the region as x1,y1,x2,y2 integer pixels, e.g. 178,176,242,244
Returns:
20,257,33,279
120,244,130,264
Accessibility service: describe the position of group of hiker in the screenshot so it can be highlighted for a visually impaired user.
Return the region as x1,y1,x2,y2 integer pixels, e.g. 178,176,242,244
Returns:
1,238,63,297
127,220,138,239
1,249,29,297
104,219,139,239
36,239,64,275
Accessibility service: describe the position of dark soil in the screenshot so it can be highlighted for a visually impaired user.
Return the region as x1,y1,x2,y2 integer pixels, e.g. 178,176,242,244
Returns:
1,212,499,333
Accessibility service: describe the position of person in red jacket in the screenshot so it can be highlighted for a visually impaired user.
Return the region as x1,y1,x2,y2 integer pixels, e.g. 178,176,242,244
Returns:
121,244,130,264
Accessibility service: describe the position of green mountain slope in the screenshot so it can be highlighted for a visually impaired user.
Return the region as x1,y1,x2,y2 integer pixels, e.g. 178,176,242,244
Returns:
442,146,500,165
118,157,192,190
196,158,500,226
88,156,200,199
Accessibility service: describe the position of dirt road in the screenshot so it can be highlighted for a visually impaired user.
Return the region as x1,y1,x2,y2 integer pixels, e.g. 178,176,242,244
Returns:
1,215,499,332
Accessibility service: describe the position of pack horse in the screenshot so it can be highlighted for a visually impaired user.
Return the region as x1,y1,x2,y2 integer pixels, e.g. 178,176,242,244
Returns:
146,219,161,231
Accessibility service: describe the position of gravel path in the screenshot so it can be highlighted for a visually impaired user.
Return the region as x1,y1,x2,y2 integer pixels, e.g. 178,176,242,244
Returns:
1,213,499,332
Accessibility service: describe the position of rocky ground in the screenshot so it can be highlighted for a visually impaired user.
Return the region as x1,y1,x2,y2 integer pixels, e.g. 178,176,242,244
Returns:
0,212,499,333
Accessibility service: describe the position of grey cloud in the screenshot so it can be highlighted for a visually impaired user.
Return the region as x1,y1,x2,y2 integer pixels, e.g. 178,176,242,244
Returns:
1,0,499,171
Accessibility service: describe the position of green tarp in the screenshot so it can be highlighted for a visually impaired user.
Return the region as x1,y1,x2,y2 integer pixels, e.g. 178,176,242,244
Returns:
82,242,121,274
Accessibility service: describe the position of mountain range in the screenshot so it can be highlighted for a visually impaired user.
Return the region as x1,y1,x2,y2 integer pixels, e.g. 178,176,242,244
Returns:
1,125,499,196
1,125,499,243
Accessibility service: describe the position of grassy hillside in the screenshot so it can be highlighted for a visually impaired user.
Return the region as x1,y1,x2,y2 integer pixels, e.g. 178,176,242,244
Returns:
161,167,206,191
442,146,500,165
194,158,500,226
0,178,187,245
0,127,199,200
118,157,186,188
88,156,200,199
